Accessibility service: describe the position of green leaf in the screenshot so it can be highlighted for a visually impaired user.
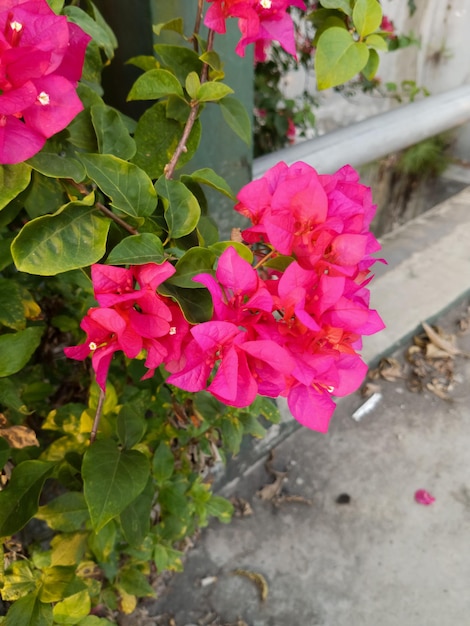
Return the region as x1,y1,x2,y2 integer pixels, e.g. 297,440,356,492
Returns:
220,416,244,455
152,544,183,573
158,283,212,324
11,201,111,275
0,164,31,211
365,33,388,51
362,47,380,79
36,492,89,533
82,439,150,532
166,247,215,288
166,94,191,123
127,69,184,101
0,378,29,415
319,0,352,14
314,27,369,89
52,589,91,625
156,176,201,239
154,44,203,85
26,152,86,183
352,0,383,38
0,278,27,330
79,154,157,218
0,438,9,469
106,233,165,265
0,327,44,377
3,589,53,626
119,479,154,547
24,171,67,219
208,241,253,263
158,478,189,518
126,55,158,72
153,17,184,36
63,6,117,60
91,105,136,160
199,51,224,73
132,102,201,179
206,495,233,523
152,442,174,483
196,81,234,102
116,404,147,449
219,96,251,145
182,168,235,199
185,71,201,100
118,565,155,598
0,460,54,537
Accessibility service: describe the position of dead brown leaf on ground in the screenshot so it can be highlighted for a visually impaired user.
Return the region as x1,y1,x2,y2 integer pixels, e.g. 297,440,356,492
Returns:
257,450,313,507
368,357,404,382
230,497,253,517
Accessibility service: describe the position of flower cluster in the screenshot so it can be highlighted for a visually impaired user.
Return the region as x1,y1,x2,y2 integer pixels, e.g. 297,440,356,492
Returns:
64,263,191,391
204,0,306,62
0,0,90,163
168,162,384,432
66,161,384,433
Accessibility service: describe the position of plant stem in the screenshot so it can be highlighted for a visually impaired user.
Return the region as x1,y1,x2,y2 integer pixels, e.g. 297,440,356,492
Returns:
67,180,139,236
96,202,139,235
90,388,105,443
164,29,215,180
192,0,205,51
254,248,276,270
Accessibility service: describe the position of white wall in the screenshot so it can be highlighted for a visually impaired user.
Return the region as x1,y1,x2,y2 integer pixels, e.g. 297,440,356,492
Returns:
284,0,470,158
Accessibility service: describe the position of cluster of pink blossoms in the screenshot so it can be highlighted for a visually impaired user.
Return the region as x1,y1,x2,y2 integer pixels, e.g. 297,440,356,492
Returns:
0,0,91,163
204,0,306,62
66,161,385,434
64,263,191,392
167,162,384,432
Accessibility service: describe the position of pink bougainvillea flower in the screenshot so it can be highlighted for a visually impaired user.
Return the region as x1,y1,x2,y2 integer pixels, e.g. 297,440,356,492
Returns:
414,489,436,505
236,161,383,279
0,0,91,163
204,0,306,60
193,246,273,328
65,263,192,390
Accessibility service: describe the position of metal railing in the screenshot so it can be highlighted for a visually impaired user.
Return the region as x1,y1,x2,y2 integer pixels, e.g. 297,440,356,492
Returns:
253,85,470,178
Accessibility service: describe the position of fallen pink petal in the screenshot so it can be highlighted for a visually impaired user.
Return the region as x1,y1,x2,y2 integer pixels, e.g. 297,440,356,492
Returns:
414,489,436,505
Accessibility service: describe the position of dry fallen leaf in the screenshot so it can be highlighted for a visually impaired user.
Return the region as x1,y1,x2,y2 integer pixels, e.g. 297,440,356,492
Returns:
230,496,253,517
426,381,452,401
232,569,269,602
361,382,382,398
421,321,465,357
368,357,404,382
257,474,284,501
0,424,39,448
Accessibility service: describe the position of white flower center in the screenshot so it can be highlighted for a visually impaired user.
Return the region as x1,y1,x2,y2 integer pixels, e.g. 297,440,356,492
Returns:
260,0,272,7
10,20,23,32
37,92,50,106
89,342,97,351
169,327,177,336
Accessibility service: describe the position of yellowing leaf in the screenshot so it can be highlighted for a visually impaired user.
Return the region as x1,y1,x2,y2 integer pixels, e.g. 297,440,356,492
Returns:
118,588,137,614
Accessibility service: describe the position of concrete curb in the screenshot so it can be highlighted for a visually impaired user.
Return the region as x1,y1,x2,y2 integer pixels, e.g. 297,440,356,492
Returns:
215,186,470,493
